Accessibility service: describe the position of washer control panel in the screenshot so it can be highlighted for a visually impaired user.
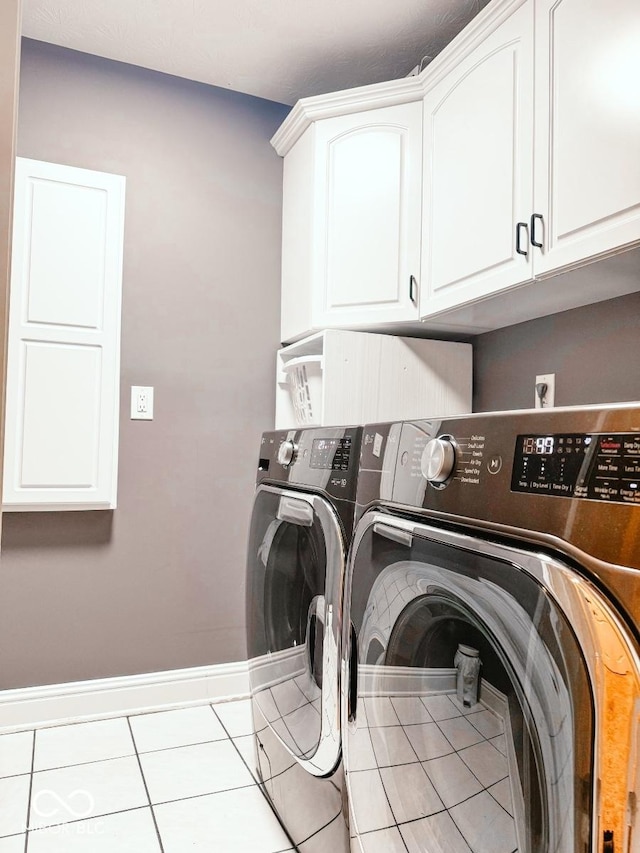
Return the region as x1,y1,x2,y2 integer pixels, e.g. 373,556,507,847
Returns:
310,437,353,471
512,432,640,504
258,427,361,500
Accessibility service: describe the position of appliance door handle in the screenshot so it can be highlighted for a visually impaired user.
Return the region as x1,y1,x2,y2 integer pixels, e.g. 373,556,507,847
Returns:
348,623,358,723
306,595,325,688
373,522,413,547
516,221,529,257
277,496,314,527
530,213,544,248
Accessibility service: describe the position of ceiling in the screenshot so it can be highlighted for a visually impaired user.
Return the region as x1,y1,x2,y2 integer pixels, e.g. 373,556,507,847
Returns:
21,0,490,106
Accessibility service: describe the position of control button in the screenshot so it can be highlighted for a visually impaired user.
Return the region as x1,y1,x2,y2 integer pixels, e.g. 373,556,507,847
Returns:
487,455,503,475
277,440,297,467
421,438,455,484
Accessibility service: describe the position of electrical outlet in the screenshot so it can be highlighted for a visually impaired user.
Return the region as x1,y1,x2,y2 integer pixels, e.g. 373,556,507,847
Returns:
534,374,555,408
131,386,154,420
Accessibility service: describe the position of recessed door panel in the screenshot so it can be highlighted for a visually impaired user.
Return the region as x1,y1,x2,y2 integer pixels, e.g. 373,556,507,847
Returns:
19,341,102,489
25,178,107,329
327,129,403,307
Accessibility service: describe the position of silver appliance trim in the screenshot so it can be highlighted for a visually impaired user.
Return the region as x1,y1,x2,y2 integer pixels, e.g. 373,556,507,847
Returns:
249,484,344,778
342,510,640,852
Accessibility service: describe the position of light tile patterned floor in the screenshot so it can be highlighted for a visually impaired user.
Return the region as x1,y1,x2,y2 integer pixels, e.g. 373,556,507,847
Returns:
348,693,519,853
0,700,295,852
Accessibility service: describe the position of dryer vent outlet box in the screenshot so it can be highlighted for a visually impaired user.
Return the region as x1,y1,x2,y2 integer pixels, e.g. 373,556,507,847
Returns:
275,329,472,429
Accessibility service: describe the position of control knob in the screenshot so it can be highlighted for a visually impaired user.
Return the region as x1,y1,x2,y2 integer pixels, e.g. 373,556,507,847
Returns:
421,437,455,484
277,439,297,467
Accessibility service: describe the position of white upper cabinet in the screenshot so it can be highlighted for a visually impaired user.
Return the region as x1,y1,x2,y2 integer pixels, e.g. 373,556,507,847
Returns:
420,0,640,327
274,0,640,338
277,101,422,342
533,0,640,274
421,0,534,314
3,158,125,511
312,105,422,331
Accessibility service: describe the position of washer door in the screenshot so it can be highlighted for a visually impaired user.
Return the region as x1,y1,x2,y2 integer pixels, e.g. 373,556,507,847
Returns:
343,511,640,853
246,484,345,776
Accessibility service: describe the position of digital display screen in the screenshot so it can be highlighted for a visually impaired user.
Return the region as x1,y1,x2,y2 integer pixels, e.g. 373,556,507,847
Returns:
522,436,555,455
512,432,640,504
310,437,352,470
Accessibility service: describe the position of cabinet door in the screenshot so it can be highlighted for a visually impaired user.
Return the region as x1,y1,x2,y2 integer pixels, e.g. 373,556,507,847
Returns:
421,0,534,316
3,158,125,510
281,126,315,343
312,103,422,328
533,0,640,274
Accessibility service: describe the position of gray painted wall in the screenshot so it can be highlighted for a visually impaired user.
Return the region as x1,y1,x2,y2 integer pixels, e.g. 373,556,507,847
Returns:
0,39,289,689
0,0,21,519
473,290,640,412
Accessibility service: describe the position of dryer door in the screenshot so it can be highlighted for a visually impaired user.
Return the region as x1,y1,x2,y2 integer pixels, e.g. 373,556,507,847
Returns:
246,484,345,777
343,511,640,853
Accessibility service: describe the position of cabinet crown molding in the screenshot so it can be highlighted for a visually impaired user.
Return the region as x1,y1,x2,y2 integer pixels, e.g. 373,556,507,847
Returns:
271,0,527,156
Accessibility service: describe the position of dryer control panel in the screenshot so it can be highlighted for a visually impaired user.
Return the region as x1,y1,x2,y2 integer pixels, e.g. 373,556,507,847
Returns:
358,405,640,571
512,432,640,505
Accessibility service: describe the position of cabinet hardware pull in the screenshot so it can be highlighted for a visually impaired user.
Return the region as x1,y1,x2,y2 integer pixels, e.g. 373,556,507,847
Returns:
409,275,418,305
603,830,614,853
531,213,544,248
516,221,529,257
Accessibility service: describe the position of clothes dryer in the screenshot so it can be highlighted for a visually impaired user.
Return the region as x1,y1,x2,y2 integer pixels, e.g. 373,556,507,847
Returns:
343,405,640,853
246,426,361,852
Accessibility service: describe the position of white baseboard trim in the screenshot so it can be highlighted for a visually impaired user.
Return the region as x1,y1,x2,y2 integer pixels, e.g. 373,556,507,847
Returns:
0,661,250,733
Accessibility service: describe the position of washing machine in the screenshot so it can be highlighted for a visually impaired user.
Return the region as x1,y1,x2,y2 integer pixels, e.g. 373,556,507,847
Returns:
342,405,640,853
246,426,362,852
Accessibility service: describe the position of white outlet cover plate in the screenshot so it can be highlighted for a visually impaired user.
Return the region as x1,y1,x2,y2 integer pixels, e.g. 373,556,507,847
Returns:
131,386,154,420
534,373,555,408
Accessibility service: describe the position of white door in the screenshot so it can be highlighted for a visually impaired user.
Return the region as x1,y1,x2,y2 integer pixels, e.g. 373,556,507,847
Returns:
420,0,534,317
3,158,125,510
312,103,422,329
533,0,640,275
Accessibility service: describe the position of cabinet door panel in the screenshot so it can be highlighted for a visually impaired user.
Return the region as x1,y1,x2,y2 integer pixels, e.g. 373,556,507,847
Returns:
313,103,422,327
534,0,640,273
421,1,534,315
327,129,403,306
27,179,107,328
4,159,124,510
20,342,101,488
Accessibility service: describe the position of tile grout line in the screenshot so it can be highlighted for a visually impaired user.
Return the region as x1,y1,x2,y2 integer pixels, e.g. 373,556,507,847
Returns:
126,716,165,853
25,804,154,836
211,703,299,852
23,733,234,776
23,729,36,853
209,704,260,781
209,701,298,787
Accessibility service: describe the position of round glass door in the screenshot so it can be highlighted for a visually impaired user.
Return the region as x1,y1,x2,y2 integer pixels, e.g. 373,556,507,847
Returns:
344,514,597,853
